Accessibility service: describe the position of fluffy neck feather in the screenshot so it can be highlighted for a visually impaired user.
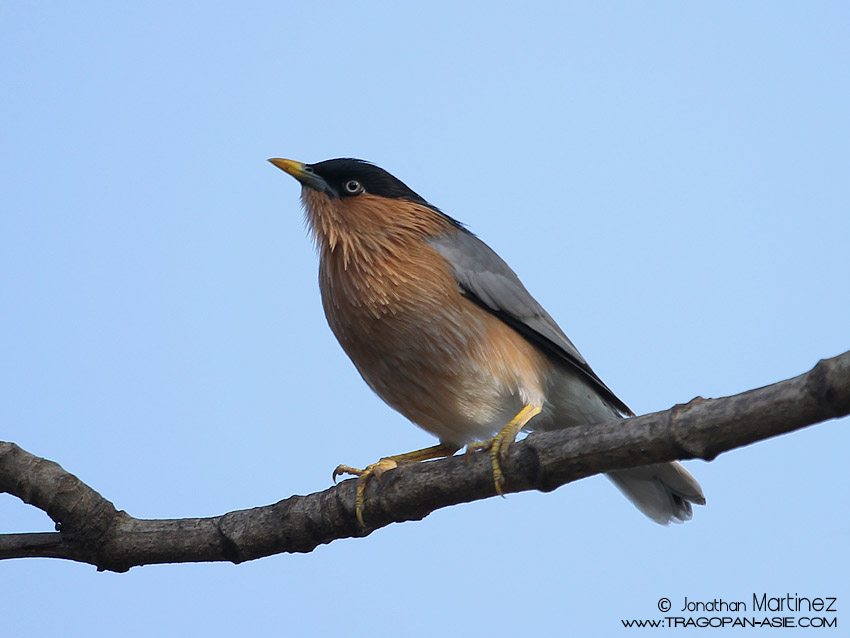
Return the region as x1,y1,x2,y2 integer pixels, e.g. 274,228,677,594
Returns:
301,188,455,270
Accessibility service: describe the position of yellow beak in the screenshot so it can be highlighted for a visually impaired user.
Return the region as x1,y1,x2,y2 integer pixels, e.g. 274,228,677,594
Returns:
268,158,336,196
268,158,305,178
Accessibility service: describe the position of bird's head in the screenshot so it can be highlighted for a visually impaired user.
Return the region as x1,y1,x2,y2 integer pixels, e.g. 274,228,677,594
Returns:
269,158,428,203
269,158,461,253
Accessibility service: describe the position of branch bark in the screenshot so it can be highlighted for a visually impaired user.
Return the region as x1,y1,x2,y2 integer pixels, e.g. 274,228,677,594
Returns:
2,351,848,572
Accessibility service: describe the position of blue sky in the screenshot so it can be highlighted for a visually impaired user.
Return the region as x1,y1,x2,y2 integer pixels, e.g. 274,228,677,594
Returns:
2,3,848,635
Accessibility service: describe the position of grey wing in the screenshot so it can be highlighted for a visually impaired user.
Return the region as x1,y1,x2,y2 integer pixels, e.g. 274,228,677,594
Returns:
428,229,632,416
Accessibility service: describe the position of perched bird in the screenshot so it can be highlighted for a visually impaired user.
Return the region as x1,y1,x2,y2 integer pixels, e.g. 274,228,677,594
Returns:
269,157,705,526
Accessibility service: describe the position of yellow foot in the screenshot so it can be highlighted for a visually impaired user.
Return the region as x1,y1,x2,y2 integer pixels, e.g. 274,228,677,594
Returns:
333,443,459,527
466,404,542,496
333,459,400,527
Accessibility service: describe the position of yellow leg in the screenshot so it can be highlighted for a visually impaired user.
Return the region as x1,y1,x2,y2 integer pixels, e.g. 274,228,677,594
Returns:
333,442,460,526
467,404,542,496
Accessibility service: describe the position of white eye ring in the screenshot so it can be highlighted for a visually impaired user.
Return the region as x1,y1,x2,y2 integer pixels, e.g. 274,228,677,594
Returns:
344,179,363,194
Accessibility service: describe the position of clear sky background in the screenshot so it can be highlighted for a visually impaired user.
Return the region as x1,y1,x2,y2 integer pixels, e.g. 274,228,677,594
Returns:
2,3,848,636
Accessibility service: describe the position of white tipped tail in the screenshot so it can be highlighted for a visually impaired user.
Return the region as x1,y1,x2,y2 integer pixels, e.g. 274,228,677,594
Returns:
607,461,705,525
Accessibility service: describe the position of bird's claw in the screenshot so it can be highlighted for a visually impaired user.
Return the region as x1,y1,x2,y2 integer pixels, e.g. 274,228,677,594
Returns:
466,404,543,497
333,459,399,526
332,464,359,483
466,434,511,496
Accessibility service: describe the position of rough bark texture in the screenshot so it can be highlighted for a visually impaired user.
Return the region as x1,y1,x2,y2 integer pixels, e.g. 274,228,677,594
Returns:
2,351,848,572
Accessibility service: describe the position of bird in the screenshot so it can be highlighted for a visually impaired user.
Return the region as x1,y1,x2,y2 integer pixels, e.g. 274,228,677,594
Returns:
269,157,705,527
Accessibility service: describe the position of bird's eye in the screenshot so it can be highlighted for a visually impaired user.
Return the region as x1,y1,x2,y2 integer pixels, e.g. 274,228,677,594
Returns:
343,179,363,194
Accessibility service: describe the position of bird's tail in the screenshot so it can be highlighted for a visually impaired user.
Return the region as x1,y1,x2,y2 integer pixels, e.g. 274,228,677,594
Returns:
606,462,705,525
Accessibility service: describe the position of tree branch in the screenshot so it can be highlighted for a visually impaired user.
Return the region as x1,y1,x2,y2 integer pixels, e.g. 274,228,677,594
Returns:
2,351,848,572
